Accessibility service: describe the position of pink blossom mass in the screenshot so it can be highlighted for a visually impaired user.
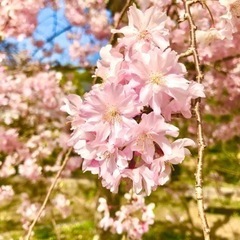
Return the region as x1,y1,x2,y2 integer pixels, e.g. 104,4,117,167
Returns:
63,5,204,196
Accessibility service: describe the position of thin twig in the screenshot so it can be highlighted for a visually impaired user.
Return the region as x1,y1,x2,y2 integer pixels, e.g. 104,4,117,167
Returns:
200,1,215,27
25,148,72,240
178,48,193,58
214,54,240,65
182,1,211,239
32,25,72,58
109,0,133,44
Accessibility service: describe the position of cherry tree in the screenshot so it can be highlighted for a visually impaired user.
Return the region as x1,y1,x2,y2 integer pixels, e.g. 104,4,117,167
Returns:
0,1,239,240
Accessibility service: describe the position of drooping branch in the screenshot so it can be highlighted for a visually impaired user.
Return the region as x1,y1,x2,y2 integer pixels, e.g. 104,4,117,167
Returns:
25,148,72,240
182,1,211,239
109,0,133,44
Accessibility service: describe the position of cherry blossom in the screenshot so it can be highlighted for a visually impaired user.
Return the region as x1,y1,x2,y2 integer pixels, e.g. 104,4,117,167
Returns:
17,194,45,230
0,185,14,202
65,0,111,40
52,194,71,218
98,191,155,240
64,5,204,195
112,4,169,50
1,1,239,237
0,0,45,39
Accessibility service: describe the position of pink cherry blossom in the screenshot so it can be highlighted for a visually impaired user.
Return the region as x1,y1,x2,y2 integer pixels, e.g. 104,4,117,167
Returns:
113,4,169,50
130,47,191,115
63,4,204,196
18,158,42,181
129,112,178,164
98,191,155,239
52,194,71,218
0,0,45,39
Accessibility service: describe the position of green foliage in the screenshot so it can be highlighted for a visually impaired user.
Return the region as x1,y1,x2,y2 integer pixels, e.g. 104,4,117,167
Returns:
204,137,240,184
34,226,56,240
60,69,93,96
59,221,95,240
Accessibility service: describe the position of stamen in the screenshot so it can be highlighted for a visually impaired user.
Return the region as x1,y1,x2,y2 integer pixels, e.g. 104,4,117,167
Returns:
136,134,153,152
149,72,165,85
104,106,121,123
139,30,150,40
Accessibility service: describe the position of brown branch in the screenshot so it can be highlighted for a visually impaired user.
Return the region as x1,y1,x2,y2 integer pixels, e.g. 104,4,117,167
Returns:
182,1,211,239
200,1,215,27
109,0,133,44
25,148,72,240
214,54,240,65
178,48,193,58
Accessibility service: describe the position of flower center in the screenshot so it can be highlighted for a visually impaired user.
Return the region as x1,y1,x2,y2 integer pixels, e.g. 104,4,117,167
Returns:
139,30,150,40
104,106,121,124
149,72,165,85
100,151,111,161
136,133,153,152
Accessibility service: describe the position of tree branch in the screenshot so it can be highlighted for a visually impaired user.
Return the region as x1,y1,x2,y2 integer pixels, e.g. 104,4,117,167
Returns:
182,1,211,239
32,25,72,58
25,148,72,240
109,0,133,44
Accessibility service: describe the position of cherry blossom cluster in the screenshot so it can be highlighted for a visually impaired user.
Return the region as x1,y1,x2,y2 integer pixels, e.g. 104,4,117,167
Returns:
69,40,101,67
0,0,110,67
165,0,240,142
64,0,111,40
0,64,82,179
0,67,63,124
16,192,71,231
15,192,71,231
63,5,205,195
17,0,240,141
171,0,240,60
0,0,53,39
51,193,71,219
97,191,155,240
17,194,45,230
0,63,81,229
0,0,239,237
64,0,111,66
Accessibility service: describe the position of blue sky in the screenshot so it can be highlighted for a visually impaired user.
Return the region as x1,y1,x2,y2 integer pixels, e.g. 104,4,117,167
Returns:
11,3,109,66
